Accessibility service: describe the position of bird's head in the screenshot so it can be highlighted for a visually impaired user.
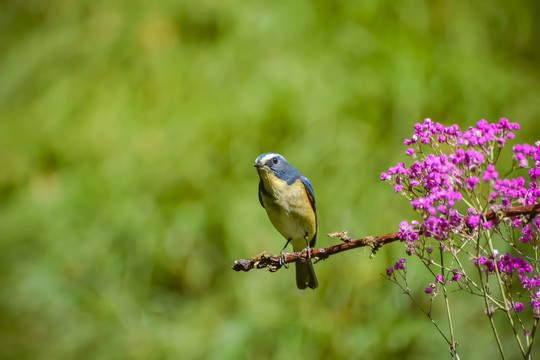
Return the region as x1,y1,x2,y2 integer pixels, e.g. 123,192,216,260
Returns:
254,153,296,181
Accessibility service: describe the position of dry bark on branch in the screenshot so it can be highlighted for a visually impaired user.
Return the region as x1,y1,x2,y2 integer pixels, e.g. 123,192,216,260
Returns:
232,204,540,272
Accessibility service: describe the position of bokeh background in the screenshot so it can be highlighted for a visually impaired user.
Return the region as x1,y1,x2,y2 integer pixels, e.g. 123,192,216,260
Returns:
1,0,539,359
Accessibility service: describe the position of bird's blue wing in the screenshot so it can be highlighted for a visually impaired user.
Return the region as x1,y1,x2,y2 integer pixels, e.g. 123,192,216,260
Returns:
301,175,317,246
301,176,316,212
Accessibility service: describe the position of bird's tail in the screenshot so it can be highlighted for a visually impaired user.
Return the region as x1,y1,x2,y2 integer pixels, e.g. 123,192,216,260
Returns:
295,259,318,290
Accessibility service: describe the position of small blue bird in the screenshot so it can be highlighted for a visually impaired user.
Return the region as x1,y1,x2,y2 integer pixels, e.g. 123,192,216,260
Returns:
254,153,318,289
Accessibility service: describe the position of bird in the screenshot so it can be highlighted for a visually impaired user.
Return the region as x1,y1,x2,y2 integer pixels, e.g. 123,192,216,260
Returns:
254,153,318,289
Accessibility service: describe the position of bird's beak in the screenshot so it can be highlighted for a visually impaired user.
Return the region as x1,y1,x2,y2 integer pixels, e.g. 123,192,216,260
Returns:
253,163,263,168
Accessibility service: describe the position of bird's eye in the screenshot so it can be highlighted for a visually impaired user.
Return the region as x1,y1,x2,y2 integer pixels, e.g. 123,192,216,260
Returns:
272,158,279,165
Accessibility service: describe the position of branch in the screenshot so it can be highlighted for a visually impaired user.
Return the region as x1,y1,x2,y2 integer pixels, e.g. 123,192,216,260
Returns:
231,204,540,272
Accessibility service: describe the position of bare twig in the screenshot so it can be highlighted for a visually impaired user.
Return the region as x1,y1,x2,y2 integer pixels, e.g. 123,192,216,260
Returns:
232,204,540,272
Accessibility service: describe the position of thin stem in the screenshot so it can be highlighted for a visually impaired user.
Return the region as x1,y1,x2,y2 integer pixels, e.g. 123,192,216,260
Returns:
440,248,459,358
485,230,527,357
534,244,539,273
507,293,528,348
388,265,463,359
477,264,506,359
450,248,483,293
402,283,454,348
502,161,517,179
475,227,506,359
525,318,538,359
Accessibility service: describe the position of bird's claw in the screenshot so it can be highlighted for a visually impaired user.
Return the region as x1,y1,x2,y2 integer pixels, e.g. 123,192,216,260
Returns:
279,250,289,269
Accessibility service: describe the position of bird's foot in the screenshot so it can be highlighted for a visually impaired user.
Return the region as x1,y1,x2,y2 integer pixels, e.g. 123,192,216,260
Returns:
279,249,289,269
303,235,312,261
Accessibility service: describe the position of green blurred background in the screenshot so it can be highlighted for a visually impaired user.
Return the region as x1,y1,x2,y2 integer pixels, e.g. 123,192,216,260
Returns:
1,0,539,359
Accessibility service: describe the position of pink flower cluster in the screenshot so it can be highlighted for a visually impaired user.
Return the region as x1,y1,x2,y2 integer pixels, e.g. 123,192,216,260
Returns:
424,270,463,294
458,118,518,147
380,118,539,246
383,118,540,316
386,258,406,276
475,253,533,276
